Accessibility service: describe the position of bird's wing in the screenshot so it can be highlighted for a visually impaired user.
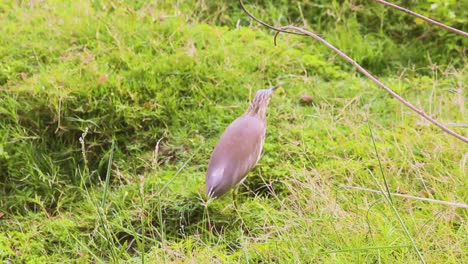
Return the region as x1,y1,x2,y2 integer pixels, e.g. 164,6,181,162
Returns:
207,115,266,193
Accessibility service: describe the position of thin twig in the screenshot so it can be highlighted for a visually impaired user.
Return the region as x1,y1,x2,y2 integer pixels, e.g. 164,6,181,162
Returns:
375,0,468,37
281,24,467,143
340,184,468,209
239,0,468,143
238,1,306,37
238,0,323,45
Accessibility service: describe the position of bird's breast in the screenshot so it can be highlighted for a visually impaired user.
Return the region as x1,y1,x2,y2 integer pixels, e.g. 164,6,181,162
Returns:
205,115,267,198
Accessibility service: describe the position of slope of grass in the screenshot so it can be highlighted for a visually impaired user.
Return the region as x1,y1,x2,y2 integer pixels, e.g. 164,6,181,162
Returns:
0,0,466,263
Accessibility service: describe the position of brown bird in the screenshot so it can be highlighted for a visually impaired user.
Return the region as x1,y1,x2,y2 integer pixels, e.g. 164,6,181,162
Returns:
206,84,281,200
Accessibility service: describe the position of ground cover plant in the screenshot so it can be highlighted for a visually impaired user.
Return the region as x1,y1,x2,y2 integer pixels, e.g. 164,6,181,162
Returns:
0,0,467,262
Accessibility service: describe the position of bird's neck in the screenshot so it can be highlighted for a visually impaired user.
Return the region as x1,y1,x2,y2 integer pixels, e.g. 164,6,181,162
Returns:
245,102,268,120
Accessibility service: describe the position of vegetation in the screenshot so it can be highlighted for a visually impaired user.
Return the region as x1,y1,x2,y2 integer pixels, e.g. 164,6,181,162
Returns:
0,0,466,262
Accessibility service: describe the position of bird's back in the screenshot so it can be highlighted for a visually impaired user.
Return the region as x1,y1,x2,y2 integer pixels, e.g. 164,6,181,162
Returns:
206,115,266,198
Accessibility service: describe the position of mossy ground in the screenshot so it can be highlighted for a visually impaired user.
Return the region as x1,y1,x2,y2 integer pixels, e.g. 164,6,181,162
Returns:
0,0,467,263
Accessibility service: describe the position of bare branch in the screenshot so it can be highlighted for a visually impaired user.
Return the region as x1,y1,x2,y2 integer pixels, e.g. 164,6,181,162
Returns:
238,0,322,43
238,1,306,37
239,0,468,143
340,184,468,209
375,0,468,37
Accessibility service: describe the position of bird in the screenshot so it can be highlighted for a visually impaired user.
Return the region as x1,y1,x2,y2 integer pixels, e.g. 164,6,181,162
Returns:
206,83,281,201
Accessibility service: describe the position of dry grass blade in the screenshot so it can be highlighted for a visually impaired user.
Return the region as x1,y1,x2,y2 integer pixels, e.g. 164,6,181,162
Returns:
339,184,468,209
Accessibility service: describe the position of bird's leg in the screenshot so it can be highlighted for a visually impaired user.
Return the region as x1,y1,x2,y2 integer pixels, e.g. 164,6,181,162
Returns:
232,187,249,233
232,187,239,209
204,200,213,233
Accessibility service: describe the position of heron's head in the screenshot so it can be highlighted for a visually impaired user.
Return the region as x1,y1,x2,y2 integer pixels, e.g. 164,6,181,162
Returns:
245,84,281,119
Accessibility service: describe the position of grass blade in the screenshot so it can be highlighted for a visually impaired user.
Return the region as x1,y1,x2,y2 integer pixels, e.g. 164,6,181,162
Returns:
368,124,426,263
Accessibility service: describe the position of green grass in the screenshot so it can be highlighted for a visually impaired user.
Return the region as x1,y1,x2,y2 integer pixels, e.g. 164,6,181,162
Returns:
0,0,467,263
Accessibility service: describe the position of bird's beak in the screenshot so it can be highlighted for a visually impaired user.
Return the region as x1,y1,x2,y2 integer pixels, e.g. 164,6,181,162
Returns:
269,82,283,92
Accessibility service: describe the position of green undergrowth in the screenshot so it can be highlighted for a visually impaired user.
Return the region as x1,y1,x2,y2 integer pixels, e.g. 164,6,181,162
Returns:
0,0,467,263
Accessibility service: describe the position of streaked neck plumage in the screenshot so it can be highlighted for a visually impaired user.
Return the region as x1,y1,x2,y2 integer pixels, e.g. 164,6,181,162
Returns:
244,89,272,120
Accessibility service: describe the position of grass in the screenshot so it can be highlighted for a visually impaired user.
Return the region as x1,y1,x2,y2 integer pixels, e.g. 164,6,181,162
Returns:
0,0,467,263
